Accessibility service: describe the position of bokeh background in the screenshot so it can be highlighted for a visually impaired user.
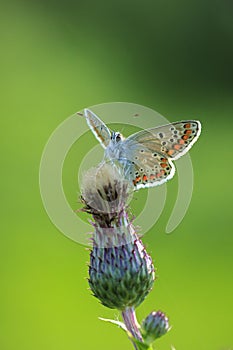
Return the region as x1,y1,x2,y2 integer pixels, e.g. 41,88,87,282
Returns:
1,0,233,349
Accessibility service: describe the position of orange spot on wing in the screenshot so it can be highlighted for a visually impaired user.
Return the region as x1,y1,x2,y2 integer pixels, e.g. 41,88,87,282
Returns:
185,129,192,135
143,175,148,182
184,123,191,128
133,176,142,186
156,170,165,178
182,135,189,140
167,149,174,156
161,163,167,168
150,174,156,180
161,158,167,162
179,139,185,144
174,144,181,150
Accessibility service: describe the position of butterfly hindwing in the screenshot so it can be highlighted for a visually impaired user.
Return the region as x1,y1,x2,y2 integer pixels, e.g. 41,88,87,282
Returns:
133,155,175,189
117,146,175,189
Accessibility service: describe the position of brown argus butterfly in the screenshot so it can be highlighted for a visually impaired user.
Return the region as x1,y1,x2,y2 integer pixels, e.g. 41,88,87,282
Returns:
83,109,201,190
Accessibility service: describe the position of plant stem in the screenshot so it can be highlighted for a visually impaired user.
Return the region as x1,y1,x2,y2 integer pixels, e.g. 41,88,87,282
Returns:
122,307,143,349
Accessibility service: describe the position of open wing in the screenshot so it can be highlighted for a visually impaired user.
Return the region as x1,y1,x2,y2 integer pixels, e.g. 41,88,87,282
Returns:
126,120,201,160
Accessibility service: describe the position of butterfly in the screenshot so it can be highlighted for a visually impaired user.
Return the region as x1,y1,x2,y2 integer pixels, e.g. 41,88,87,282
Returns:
83,109,201,190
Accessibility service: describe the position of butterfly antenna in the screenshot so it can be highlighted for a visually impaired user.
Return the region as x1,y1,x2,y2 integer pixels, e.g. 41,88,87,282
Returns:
120,125,125,133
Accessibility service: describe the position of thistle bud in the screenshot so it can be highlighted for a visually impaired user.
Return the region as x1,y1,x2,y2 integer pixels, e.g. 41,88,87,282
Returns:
89,238,155,310
141,311,170,344
81,162,155,310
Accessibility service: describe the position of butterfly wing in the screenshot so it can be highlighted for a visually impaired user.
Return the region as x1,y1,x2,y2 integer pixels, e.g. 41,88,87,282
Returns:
121,120,201,189
126,120,201,160
84,109,111,148
117,142,175,189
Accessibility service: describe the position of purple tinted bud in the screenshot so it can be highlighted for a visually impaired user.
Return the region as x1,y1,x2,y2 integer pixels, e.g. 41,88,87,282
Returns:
81,163,155,310
141,311,170,343
89,237,155,310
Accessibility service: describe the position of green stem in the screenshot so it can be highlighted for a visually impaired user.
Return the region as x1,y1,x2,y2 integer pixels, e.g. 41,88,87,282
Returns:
122,307,142,350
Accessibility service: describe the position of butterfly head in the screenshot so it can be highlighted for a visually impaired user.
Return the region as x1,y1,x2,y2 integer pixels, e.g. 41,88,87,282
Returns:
111,132,122,143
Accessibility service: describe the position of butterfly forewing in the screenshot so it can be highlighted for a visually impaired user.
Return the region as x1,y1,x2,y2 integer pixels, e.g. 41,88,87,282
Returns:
84,109,111,148
126,120,201,160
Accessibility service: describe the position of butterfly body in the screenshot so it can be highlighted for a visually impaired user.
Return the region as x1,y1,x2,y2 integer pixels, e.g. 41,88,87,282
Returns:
84,109,201,190
104,132,124,160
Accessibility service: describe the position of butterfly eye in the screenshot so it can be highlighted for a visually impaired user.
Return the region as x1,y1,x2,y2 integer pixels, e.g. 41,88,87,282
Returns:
115,133,121,142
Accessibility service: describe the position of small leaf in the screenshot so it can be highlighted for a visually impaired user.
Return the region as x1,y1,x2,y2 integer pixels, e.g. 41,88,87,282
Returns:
99,317,153,350
98,317,127,332
131,337,153,350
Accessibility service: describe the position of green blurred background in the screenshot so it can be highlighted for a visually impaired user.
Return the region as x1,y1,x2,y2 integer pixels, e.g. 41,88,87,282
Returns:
1,0,233,349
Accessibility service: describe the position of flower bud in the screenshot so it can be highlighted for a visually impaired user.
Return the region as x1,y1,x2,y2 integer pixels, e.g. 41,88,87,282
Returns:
141,311,170,344
89,237,155,310
81,162,155,310
81,162,132,218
